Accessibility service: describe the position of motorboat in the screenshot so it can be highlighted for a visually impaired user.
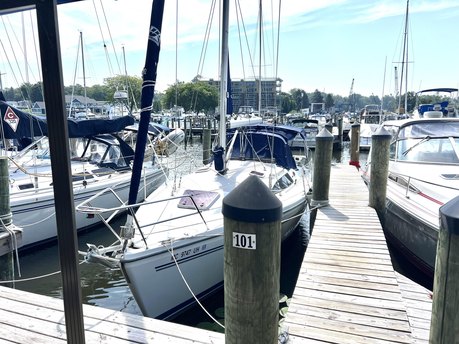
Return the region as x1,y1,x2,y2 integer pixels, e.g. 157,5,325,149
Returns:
287,117,318,149
2,100,175,250
228,106,263,129
361,117,459,277
354,104,382,150
413,88,459,119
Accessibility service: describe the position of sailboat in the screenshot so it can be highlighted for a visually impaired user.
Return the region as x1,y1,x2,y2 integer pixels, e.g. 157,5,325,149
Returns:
0,95,169,249
77,0,310,320
70,31,97,120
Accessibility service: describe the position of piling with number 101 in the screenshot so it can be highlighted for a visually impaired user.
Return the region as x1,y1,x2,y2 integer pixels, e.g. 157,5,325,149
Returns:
222,175,282,344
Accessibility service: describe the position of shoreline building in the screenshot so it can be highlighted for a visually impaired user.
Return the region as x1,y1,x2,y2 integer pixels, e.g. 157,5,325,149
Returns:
206,77,282,116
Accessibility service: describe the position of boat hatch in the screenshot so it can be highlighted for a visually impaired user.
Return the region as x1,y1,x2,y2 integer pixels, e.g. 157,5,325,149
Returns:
18,183,35,190
250,170,264,177
441,174,459,180
72,173,95,182
91,168,116,177
177,190,220,210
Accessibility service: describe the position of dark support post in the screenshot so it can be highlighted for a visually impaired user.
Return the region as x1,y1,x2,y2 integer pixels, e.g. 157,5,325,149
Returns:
0,157,13,282
349,123,360,168
202,128,212,165
223,175,282,344
183,118,188,149
36,2,85,343
311,128,334,207
430,196,459,344
337,117,343,151
0,157,11,228
368,127,391,212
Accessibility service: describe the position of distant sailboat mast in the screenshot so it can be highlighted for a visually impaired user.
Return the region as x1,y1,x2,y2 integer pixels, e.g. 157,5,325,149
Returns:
258,1,262,117
398,0,409,115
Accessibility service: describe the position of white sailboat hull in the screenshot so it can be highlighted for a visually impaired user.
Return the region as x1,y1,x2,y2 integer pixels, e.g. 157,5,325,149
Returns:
11,165,166,249
119,160,308,319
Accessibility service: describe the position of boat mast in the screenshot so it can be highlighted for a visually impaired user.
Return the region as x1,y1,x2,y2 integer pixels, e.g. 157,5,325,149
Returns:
80,31,88,115
218,0,229,150
398,0,409,115
128,0,165,205
258,1,262,117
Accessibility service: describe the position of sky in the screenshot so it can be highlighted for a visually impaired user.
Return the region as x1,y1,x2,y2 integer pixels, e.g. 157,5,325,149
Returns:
0,0,458,98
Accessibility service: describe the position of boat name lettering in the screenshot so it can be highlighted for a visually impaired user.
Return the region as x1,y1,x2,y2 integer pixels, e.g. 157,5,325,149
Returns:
170,245,207,261
232,232,256,250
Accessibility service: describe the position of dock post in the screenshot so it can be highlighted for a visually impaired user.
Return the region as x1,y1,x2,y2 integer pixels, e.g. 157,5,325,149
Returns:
183,118,188,149
349,123,360,168
325,123,333,134
311,128,334,207
337,117,343,151
202,128,212,165
368,127,391,212
430,196,459,344
0,157,12,228
223,175,282,344
0,156,21,256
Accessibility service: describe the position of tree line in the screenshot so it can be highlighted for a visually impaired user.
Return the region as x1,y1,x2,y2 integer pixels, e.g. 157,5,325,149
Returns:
2,75,447,115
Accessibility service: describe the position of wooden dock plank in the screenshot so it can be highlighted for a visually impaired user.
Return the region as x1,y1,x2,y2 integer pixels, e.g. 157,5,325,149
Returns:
284,164,432,343
0,285,224,343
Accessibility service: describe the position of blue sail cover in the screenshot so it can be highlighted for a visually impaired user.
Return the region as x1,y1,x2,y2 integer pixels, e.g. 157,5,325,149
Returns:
0,99,48,145
67,116,134,138
227,123,308,146
128,0,165,205
226,125,300,170
0,98,134,140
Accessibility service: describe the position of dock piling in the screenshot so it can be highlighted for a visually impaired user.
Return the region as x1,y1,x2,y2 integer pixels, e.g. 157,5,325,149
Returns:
349,123,360,168
202,128,212,165
368,127,391,212
430,195,459,344
311,128,334,207
223,175,282,344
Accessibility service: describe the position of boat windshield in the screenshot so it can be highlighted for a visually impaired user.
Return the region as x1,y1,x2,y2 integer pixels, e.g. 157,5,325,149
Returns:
394,136,459,164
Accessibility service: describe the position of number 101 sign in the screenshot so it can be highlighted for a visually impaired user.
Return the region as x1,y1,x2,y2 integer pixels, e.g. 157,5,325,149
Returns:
232,232,256,250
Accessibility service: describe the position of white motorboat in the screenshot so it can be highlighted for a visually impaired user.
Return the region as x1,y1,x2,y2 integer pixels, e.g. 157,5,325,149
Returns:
287,118,318,149
77,0,311,320
362,117,459,277
2,99,174,250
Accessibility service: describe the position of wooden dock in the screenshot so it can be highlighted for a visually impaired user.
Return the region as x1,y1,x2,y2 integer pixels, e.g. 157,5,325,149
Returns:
283,163,432,343
0,228,22,257
0,285,224,343
0,163,434,343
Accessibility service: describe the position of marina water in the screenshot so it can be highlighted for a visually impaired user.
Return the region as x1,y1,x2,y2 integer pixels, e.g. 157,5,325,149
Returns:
2,141,432,332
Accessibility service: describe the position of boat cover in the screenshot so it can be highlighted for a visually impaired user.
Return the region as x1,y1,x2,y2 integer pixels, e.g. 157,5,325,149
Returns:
226,125,299,170
0,98,135,141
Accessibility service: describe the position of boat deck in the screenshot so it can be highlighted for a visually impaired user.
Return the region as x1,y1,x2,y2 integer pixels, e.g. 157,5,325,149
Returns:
283,163,432,343
0,285,224,343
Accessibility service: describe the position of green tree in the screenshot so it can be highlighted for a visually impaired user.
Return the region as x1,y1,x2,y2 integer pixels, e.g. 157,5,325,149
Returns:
279,92,295,114
104,75,142,111
290,88,309,111
162,81,218,113
87,84,111,101
325,93,334,111
311,89,323,103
